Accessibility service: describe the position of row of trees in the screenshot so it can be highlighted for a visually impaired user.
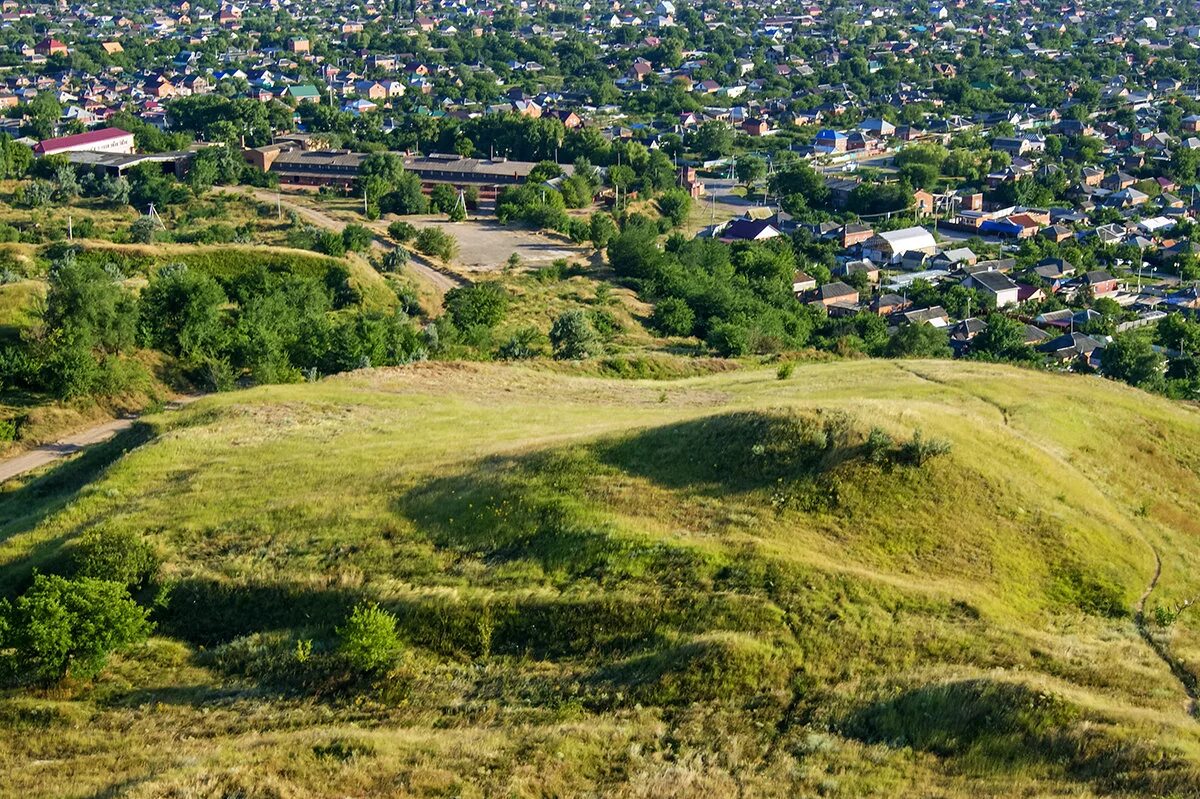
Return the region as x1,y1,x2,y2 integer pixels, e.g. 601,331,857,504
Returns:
0,251,429,400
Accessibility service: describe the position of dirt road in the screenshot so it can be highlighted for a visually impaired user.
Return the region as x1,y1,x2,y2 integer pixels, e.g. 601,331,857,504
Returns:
0,398,198,484
246,189,462,294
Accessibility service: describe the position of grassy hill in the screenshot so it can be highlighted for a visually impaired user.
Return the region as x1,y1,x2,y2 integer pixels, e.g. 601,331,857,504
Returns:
4,359,1200,797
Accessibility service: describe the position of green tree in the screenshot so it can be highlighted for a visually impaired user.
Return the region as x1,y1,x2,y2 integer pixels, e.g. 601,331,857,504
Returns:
549,309,601,359
1102,332,1165,391
336,603,402,675
656,188,692,227
0,573,151,684
969,314,1036,363
588,212,617,249
886,323,951,358
694,121,734,158
444,282,509,330
342,223,374,253
414,227,458,260
139,264,228,359
735,155,767,190
650,297,696,336
44,257,138,354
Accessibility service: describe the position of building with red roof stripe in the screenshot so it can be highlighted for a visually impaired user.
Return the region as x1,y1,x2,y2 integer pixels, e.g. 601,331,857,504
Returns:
33,128,135,157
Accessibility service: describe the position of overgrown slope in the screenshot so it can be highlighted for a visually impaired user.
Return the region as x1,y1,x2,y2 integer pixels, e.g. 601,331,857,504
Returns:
3,359,1200,797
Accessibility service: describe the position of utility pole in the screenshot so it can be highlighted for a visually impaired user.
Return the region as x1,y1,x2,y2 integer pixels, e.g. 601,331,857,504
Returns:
67,214,72,241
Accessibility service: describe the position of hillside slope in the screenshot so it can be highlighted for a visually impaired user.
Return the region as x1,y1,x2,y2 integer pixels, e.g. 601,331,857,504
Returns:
4,359,1200,797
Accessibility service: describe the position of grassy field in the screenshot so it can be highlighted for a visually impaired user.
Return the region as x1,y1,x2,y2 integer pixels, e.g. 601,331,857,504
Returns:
3,359,1200,796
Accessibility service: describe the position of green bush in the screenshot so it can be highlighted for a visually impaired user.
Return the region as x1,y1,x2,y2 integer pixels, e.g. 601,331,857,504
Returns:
71,528,159,590
444,282,508,330
414,228,458,261
651,297,696,337
550,310,601,360
337,602,402,674
387,220,417,243
0,573,152,684
898,430,952,466
496,326,545,360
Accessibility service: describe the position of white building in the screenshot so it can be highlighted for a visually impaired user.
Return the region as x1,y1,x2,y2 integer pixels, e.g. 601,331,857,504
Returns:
863,226,938,264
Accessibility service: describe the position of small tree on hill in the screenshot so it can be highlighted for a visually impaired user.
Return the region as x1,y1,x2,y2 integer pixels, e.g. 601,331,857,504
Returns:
0,573,152,685
337,602,401,675
550,309,601,359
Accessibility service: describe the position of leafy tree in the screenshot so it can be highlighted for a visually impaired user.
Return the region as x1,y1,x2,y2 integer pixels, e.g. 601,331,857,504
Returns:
550,309,601,359
886,323,951,358
139,264,228,359
337,603,401,675
589,212,617,250
71,529,159,590
444,282,509,330
969,314,1037,363
342,223,374,253
706,321,750,357
693,121,734,158
1102,332,1165,391
769,162,830,208
656,188,692,227
388,220,417,242
1158,314,1200,356
44,257,138,355
0,573,151,684
414,227,458,260
735,155,767,190
651,297,696,336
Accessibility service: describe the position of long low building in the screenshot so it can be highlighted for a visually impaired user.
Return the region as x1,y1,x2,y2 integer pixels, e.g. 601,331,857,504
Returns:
34,127,135,157
247,145,571,200
66,148,196,178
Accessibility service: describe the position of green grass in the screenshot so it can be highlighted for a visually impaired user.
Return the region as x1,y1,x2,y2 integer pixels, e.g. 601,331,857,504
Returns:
3,359,1200,796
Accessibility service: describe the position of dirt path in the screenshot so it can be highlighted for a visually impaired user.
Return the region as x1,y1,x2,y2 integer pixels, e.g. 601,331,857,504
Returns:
1133,546,1199,717
244,189,463,294
0,397,199,484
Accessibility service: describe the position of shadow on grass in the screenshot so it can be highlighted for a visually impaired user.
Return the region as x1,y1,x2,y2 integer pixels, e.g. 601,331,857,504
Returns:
842,679,1199,794
0,423,156,596
593,409,858,495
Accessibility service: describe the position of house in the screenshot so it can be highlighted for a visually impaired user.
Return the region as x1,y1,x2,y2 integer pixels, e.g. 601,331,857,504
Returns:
1041,331,1105,364
862,226,938,265
1079,269,1119,298
837,223,874,248
719,218,780,243
792,270,816,295
34,127,134,157
913,189,935,217
950,318,987,354
286,84,322,104
811,281,859,308
963,270,1020,308
742,118,769,137
834,259,879,285
872,293,908,316
35,37,68,57
814,129,848,153
902,305,950,328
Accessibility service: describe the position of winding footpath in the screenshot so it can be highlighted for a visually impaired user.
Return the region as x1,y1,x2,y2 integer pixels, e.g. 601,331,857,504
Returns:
1134,546,1200,718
